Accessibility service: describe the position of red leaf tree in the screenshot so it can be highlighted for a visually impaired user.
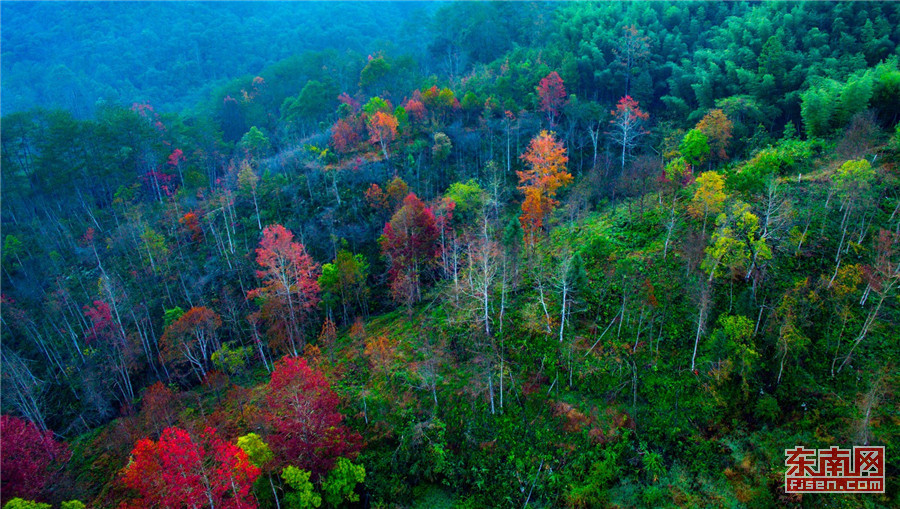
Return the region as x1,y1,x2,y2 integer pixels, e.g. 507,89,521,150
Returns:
138,382,181,438
403,95,427,123
517,130,572,245
248,225,321,356
379,193,439,307
330,118,361,154
0,415,70,503
265,357,361,477
119,426,259,509
537,71,567,126
608,95,649,171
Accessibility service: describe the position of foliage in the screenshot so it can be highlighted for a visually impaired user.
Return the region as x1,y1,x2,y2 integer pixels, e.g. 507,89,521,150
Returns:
688,171,727,220
237,433,274,469
537,71,567,125
160,306,223,382
265,357,361,476
2,500,49,509
696,109,733,163
517,130,572,243
281,466,321,509
380,193,439,306
211,342,250,376
119,427,260,509
321,458,365,507
248,225,321,355
0,415,69,504
679,129,710,169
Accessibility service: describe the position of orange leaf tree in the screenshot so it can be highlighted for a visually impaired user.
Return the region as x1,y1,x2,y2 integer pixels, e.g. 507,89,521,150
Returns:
366,111,398,162
517,130,572,245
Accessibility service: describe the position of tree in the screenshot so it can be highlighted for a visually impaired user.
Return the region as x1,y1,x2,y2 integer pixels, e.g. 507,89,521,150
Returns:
265,357,361,477
120,427,260,509
608,96,649,171
318,248,370,324
3,500,49,509
237,433,273,469
366,111,398,162
444,179,487,225
248,225,321,356
696,109,733,165
241,126,270,160
317,318,337,363
702,201,772,283
380,193,439,308
1,351,48,432
83,299,134,404
679,129,710,170
836,229,899,373
321,458,365,507
364,335,398,379
829,159,876,286
613,24,650,96
281,466,321,509
0,415,69,504
432,132,452,163
706,315,759,395
237,161,262,230
517,130,572,244
537,71,567,126
160,306,223,383
237,433,282,508
138,382,180,437
688,171,727,230
330,118,360,154
690,201,771,372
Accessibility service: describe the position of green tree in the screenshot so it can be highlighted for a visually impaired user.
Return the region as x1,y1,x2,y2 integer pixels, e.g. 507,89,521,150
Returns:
679,129,710,170
282,80,337,128
837,73,874,126
708,314,758,394
702,201,772,282
432,132,452,164
800,81,839,138
444,179,487,225
3,500,49,509
318,247,370,324
241,126,271,159
211,343,250,376
321,458,365,507
238,160,262,230
282,466,321,509
237,433,274,468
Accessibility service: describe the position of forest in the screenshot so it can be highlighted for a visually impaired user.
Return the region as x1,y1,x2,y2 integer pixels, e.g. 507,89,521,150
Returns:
1,1,898,507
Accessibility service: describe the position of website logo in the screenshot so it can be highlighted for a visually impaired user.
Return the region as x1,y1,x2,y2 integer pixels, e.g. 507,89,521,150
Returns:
785,446,885,493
